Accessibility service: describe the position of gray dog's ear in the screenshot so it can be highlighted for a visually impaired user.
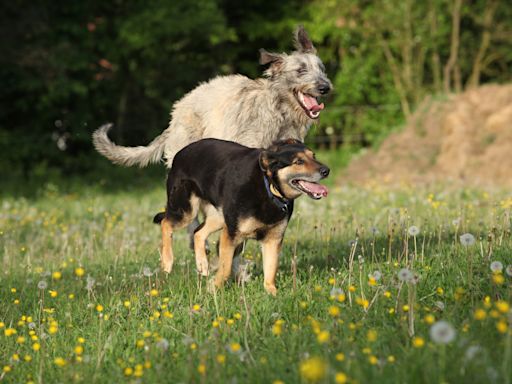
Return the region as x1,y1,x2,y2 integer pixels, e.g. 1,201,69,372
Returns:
294,25,316,54
259,49,284,66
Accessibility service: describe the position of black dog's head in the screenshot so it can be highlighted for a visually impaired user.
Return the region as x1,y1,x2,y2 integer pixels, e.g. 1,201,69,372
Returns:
259,139,330,200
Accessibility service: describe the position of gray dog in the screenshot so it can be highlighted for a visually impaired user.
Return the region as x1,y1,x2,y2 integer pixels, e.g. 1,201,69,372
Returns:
92,26,332,168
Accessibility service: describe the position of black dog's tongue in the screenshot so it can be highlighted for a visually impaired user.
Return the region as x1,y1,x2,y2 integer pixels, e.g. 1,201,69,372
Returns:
297,180,328,197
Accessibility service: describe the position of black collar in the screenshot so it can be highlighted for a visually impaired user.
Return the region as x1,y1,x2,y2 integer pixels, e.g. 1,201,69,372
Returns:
263,175,291,213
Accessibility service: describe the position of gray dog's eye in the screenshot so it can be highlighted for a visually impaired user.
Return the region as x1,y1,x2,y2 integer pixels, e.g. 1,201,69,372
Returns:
297,64,307,75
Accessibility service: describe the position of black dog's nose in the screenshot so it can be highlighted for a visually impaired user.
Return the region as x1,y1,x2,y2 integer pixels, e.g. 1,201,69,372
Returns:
317,82,331,95
319,166,330,178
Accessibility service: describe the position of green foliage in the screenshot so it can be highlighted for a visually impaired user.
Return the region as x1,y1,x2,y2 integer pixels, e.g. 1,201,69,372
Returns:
1,0,511,180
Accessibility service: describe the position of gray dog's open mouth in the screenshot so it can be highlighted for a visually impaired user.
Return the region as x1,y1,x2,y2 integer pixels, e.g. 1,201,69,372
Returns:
296,91,324,119
291,179,329,199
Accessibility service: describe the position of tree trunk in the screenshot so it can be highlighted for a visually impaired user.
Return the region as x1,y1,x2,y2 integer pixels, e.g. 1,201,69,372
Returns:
429,0,442,93
402,0,414,98
467,0,499,88
380,37,412,118
443,0,463,93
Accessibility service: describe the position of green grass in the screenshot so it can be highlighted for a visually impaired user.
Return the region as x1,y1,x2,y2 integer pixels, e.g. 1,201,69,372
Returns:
1,180,511,383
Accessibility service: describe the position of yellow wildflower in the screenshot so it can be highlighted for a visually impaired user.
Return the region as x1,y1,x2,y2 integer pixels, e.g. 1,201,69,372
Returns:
299,357,327,383
328,305,340,317
496,301,510,314
335,372,348,384
497,321,508,334
54,357,66,367
474,309,487,320
412,337,425,348
317,330,330,344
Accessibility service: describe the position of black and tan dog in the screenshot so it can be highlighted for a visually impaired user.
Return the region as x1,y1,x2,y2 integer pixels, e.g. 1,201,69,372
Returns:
153,138,329,295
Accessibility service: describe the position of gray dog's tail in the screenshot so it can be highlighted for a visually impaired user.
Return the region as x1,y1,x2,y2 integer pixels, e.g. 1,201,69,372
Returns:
92,123,167,167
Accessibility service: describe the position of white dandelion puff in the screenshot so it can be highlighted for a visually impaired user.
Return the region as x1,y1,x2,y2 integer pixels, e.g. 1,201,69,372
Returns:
348,239,357,248
464,345,482,361
85,276,96,291
459,233,476,246
506,265,512,277
330,287,344,298
372,271,382,281
452,218,461,226
435,301,445,311
156,338,169,351
37,280,48,290
143,266,153,277
490,261,503,273
430,321,456,344
398,268,413,282
408,226,420,236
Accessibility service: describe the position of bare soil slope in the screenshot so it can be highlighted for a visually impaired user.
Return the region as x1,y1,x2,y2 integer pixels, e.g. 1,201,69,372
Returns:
341,84,512,187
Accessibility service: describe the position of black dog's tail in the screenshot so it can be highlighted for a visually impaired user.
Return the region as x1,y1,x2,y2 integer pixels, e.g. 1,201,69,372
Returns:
153,212,165,224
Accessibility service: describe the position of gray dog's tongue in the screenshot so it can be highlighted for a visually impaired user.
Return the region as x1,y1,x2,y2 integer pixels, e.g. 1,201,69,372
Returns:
303,94,325,112
297,180,329,197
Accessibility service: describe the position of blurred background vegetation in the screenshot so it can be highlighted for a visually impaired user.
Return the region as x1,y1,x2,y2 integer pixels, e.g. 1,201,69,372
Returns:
1,0,511,193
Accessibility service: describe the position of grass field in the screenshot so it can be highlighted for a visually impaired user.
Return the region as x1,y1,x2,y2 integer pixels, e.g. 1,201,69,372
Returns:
1,166,512,383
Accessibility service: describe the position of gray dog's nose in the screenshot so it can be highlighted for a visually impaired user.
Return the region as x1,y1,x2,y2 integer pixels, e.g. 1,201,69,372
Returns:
317,82,331,95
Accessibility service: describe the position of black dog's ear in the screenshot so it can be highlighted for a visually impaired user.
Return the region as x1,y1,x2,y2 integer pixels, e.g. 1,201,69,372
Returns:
259,150,276,176
259,49,284,66
294,25,316,54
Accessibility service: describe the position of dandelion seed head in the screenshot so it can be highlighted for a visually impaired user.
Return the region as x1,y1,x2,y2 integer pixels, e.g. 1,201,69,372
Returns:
435,301,445,311
398,268,413,282
371,271,382,281
142,267,153,277
459,233,475,246
430,320,456,344
37,281,48,290
464,345,482,361
85,276,95,291
490,261,503,273
408,226,420,236
156,338,169,351
330,287,344,298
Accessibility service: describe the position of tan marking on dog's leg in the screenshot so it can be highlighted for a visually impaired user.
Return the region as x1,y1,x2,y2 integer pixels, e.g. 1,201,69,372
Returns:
160,218,174,274
194,214,224,276
214,227,237,288
261,238,282,296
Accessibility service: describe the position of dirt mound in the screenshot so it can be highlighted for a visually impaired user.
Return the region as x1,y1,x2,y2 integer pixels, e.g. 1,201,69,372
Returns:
341,84,512,187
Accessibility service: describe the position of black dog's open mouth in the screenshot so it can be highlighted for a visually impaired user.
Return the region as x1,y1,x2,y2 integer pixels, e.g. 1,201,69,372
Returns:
295,91,324,119
291,179,329,200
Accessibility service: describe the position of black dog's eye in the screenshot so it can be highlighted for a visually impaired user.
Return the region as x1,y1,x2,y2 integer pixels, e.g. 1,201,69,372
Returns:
295,159,305,165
